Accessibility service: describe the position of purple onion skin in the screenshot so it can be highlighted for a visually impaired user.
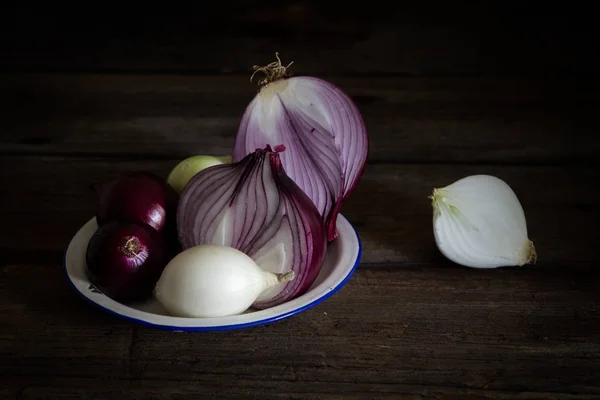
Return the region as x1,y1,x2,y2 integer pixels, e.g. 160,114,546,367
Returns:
85,221,169,303
93,172,178,234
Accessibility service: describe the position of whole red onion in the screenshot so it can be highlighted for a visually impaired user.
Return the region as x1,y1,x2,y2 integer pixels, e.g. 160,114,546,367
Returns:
92,172,178,233
85,221,169,303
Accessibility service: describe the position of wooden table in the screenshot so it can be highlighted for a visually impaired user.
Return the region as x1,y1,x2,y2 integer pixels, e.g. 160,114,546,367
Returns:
1,7,600,399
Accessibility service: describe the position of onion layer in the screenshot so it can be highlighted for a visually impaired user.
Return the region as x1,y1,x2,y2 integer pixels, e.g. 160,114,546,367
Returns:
232,55,368,241
177,145,327,309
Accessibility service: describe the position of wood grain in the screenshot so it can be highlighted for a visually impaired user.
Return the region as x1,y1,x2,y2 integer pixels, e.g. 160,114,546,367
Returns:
1,265,598,399
2,156,598,267
1,74,598,164
2,3,599,76
0,264,133,379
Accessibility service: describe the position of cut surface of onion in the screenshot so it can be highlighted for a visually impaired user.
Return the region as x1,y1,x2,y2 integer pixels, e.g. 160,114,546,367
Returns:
177,145,327,309
430,174,537,269
232,55,368,241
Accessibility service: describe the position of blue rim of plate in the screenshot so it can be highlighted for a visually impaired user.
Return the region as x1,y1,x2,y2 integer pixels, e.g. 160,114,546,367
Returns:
63,218,362,332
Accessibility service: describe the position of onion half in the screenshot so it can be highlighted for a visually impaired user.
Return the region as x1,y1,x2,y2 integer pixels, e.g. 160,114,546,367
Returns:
232,55,368,241
177,145,327,309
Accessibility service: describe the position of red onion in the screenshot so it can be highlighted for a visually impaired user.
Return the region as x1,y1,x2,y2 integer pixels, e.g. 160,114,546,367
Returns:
86,221,169,303
177,145,327,309
232,54,368,241
92,172,178,234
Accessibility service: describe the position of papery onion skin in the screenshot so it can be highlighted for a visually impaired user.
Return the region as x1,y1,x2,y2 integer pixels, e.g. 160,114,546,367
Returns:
177,145,327,309
430,174,537,269
93,172,178,234
232,61,368,242
86,221,169,303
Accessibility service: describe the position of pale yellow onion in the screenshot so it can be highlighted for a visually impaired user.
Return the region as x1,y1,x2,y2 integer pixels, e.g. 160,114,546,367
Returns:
430,174,536,269
167,155,232,193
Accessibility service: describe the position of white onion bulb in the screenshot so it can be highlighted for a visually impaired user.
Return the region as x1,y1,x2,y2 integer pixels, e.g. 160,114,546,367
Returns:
430,174,537,269
154,244,294,318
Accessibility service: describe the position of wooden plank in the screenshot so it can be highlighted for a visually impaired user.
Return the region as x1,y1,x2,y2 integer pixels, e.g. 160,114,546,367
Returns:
131,267,600,394
0,265,132,379
0,265,598,398
1,74,598,164
2,3,599,76
1,156,598,267
9,379,600,400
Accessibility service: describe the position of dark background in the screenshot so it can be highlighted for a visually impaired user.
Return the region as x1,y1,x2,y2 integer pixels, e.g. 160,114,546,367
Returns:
1,2,598,77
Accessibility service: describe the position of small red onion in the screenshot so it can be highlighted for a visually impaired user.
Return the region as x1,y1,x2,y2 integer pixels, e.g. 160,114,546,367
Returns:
85,221,169,303
92,172,178,234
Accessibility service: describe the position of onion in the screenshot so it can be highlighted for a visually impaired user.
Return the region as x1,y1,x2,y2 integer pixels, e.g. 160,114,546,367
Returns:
92,172,178,233
155,244,295,318
430,174,537,269
232,54,368,241
167,154,232,194
177,145,327,309
86,221,169,303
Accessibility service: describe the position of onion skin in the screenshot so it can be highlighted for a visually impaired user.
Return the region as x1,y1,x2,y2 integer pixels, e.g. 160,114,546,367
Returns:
93,172,178,234
232,73,368,242
177,145,327,309
86,221,169,303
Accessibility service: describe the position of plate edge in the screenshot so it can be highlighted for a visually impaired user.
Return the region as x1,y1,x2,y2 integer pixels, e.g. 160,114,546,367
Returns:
62,216,363,332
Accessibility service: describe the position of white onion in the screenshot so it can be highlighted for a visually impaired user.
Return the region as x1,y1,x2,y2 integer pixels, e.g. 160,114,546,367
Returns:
154,244,294,318
430,174,537,269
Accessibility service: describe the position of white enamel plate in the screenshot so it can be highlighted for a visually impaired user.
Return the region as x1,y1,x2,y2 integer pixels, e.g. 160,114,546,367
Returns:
64,215,362,331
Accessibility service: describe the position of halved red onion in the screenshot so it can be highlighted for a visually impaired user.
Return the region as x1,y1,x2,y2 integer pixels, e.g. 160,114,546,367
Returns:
177,145,327,309
232,59,368,241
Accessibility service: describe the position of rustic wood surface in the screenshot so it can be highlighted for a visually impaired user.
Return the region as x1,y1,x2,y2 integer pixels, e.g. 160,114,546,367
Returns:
2,3,599,76
2,75,599,164
1,265,599,399
1,8,600,397
2,156,599,268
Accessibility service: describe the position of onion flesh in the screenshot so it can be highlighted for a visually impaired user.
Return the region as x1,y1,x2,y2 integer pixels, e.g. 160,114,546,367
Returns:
430,174,537,269
177,145,327,309
232,55,368,241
